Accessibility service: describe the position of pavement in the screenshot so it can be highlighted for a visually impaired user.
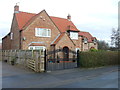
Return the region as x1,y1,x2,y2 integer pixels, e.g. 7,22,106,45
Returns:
1,61,119,88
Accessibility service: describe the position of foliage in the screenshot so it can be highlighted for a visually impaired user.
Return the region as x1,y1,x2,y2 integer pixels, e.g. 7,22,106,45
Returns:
90,48,98,52
97,40,109,50
79,51,118,68
111,28,120,49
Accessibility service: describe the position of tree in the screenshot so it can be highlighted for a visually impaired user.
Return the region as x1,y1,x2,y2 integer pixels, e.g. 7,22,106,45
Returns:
111,28,120,49
98,40,109,50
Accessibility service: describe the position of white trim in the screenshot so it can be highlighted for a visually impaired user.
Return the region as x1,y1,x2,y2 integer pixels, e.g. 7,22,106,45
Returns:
35,28,51,37
28,46,46,51
51,34,60,45
10,32,13,40
70,32,78,40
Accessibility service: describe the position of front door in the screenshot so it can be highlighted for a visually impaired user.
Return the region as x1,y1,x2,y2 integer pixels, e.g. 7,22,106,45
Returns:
63,47,69,61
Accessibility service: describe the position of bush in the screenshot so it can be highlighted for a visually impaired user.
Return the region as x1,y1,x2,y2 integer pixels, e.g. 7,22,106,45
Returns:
89,48,98,52
79,51,118,68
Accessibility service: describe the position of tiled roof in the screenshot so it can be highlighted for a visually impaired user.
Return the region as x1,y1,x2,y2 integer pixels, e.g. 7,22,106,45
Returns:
50,16,79,32
15,11,79,32
79,31,96,43
15,11,36,30
51,33,65,45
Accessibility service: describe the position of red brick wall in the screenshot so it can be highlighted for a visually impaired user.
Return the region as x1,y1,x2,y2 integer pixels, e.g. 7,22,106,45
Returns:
2,34,11,50
21,10,60,50
10,15,20,50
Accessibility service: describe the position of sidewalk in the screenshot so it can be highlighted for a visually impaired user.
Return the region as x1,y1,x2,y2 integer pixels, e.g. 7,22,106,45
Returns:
2,61,118,88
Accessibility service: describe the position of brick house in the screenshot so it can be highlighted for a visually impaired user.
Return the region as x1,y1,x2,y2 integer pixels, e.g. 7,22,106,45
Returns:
2,5,97,52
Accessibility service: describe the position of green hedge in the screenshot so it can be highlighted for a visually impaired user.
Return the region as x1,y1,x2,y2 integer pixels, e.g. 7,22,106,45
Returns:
79,51,118,68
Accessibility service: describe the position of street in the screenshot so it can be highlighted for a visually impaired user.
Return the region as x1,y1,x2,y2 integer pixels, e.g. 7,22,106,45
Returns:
1,61,118,88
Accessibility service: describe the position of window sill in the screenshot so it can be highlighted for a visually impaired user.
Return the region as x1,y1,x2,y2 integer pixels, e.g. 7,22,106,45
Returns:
36,36,51,38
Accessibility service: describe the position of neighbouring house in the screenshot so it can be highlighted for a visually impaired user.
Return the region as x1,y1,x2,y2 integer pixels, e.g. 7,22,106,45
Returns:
2,5,97,52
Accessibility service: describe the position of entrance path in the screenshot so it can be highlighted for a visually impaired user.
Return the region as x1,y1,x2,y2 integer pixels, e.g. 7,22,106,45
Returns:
2,61,118,88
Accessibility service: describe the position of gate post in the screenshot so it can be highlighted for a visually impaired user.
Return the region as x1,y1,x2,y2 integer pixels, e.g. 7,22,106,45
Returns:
77,50,80,68
44,49,47,72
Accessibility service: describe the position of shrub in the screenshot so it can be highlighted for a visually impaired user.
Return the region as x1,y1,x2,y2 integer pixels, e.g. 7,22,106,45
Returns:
79,51,118,68
89,48,98,52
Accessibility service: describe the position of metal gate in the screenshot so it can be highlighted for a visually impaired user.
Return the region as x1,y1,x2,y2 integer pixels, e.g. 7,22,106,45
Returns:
44,48,80,71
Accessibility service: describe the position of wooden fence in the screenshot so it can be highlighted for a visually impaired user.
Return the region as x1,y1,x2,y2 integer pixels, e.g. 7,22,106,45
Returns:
2,50,45,72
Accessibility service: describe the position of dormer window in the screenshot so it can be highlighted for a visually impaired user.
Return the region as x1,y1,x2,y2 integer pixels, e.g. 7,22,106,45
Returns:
84,38,88,44
70,31,78,40
93,39,97,43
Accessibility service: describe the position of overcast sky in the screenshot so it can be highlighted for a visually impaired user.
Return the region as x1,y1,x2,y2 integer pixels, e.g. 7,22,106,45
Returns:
0,0,118,45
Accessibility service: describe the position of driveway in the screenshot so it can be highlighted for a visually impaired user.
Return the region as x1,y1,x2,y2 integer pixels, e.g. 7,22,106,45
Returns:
1,61,118,88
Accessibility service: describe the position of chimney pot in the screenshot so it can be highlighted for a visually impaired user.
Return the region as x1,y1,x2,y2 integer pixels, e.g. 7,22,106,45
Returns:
14,4,19,13
67,14,71,21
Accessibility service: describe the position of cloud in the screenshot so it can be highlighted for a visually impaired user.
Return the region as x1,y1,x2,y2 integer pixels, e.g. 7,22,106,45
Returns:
0,0,118,44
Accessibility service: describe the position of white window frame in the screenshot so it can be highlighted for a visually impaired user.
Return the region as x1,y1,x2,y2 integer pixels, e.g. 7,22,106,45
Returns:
84,38,88,44
10,32,13,40
35,28,51,37
28,46,46,51
70,32,78,40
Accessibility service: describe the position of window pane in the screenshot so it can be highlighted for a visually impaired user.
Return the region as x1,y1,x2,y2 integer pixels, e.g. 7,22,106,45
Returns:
48,29,51,36
70,32,78,39
35,28,51,37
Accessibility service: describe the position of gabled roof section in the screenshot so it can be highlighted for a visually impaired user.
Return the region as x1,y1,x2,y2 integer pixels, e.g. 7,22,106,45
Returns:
50,16,79,32
15,11,36,30
51,33,65,45
14,10,79,33
51,33,76,46
79,31,96,43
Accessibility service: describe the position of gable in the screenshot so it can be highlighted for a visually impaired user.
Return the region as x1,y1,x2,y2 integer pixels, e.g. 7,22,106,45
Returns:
14,10,79,33
79,31,96,43
51,33,75,46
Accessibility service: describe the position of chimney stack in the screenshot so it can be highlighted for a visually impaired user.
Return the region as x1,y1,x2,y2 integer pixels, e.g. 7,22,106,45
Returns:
67,14,71,21
14,4,19,13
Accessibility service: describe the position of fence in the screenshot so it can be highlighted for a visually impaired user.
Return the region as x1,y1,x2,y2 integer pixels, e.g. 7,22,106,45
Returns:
2,50,45,72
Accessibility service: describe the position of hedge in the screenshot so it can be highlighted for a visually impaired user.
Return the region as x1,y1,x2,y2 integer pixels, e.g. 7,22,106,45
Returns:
79,51,118,68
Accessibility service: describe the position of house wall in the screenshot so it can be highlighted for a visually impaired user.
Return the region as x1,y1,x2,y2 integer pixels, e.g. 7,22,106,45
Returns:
2,34,11,50
21,11,60,50
10,15,20,50
55,33,75,58
88,43,98,50
82,43,89,51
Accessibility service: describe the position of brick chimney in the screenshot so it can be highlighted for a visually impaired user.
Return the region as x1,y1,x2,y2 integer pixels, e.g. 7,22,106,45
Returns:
67,14,71,21
14,4,19,13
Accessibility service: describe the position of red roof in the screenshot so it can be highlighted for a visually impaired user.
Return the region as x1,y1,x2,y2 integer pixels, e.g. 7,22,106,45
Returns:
51,33,65,45
15,11,79,32
50,16,79,32
79,31,96,42
15,11,36,30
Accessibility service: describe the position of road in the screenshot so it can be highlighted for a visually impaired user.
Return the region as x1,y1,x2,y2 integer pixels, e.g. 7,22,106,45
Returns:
1,61,119,88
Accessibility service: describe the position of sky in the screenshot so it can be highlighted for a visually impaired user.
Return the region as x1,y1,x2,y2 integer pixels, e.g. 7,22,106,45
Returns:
0,0,118,45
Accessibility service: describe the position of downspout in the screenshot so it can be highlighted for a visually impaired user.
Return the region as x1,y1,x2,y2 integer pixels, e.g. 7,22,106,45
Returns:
19,30,22,49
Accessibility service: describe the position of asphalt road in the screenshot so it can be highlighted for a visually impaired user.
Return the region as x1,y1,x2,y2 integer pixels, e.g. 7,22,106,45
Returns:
1,61,119,88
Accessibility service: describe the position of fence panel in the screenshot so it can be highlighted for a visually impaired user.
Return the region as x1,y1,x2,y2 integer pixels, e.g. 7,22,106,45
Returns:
2,50,45,72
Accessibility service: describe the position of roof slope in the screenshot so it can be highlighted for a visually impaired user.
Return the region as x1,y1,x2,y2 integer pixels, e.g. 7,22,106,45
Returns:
15,11,79,32
15,11,36,29
50,16,79,32
79,31,96,42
